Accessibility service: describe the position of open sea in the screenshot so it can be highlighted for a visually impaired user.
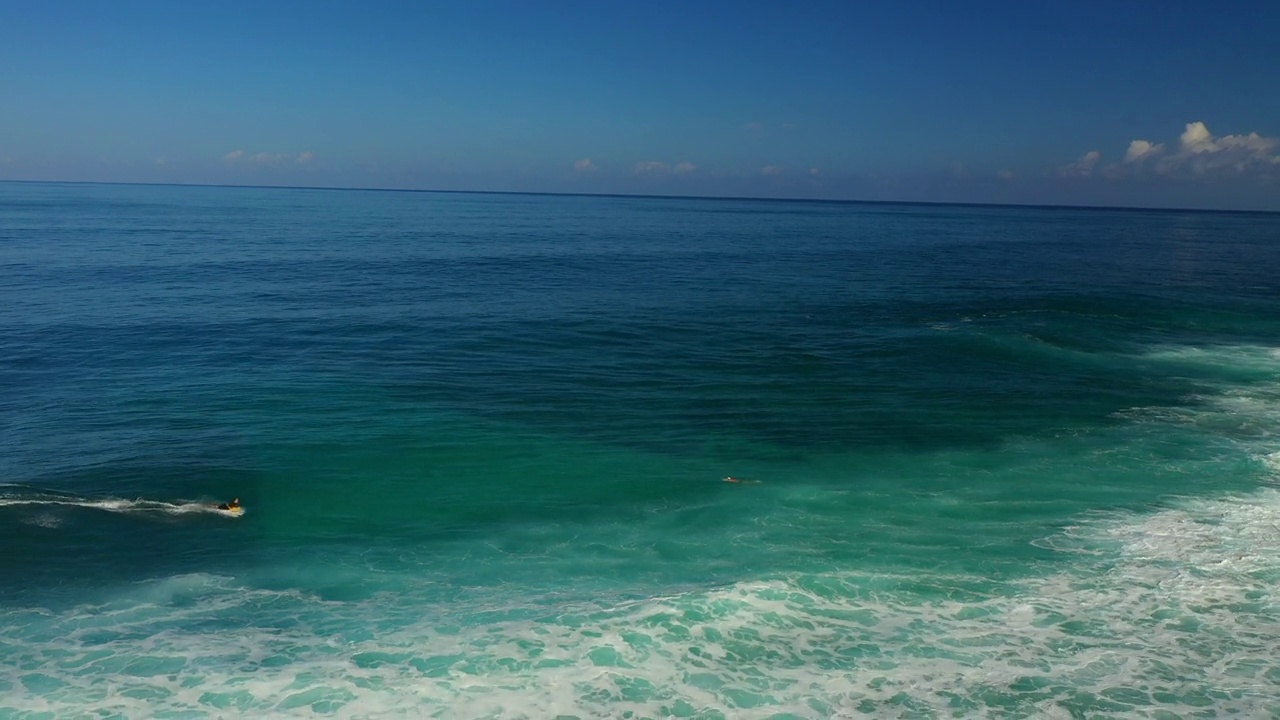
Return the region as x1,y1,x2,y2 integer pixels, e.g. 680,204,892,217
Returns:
2,180,1280,718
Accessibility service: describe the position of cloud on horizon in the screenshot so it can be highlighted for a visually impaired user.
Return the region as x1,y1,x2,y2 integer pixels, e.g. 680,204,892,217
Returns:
574,158,596,173
1155,121,1279,177
634,161,669,175
224,149,315,165
1123,139,1163,164
1056,150,1101,178
1080,122,1280,182
633,161,698,176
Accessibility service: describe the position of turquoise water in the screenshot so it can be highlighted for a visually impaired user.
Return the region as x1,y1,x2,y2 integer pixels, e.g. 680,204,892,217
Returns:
2,181,1280,718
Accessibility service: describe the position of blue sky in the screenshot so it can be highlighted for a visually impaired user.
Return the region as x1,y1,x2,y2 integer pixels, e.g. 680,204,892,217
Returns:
2,0,1278,209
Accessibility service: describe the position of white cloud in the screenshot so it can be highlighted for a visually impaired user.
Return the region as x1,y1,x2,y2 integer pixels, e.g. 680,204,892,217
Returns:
634,161,668,175
574,158,595,173
673,162,697,174
1180,121,1214,153
1161,121,1279,175
249,152,290,164
997,169,1016,180
745,122,765,132
761,165,782,176
1100,122,1280,180
1123,140,1164,164
224,149,314,166
1057,150,1100,178
809,167,820,176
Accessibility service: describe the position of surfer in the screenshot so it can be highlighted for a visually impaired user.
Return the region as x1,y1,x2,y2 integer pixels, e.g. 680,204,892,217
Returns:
216,497,241,511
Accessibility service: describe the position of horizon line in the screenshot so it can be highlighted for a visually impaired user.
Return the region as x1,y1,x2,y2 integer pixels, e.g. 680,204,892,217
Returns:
1,178,1275,216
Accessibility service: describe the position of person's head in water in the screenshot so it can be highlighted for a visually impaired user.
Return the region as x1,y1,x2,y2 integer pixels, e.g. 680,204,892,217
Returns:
230,497,240,507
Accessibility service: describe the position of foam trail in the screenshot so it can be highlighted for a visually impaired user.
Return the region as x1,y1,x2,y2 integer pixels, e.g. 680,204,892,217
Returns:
0,492,241,518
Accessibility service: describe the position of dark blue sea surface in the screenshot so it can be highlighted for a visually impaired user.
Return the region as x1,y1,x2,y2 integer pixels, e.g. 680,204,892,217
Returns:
3,181,1280,717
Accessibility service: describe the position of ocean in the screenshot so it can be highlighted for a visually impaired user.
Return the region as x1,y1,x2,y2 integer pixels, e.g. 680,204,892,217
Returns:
2,180,1279,718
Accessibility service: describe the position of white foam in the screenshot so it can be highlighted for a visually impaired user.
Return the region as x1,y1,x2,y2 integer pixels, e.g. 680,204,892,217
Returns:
1141,343,1280,376
1117,343,1280,477
0,496,241,518
23,513,63,528
4,488,1280,718
1263,451,1280,476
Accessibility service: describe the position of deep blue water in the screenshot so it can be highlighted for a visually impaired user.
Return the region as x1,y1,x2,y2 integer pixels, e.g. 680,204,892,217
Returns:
3,181,1280,717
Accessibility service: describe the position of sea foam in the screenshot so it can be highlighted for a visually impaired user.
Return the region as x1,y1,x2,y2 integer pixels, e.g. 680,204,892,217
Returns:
3,484,1279,718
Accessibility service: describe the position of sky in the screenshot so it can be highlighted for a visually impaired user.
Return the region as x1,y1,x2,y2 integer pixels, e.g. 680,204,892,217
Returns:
2,0,1278,210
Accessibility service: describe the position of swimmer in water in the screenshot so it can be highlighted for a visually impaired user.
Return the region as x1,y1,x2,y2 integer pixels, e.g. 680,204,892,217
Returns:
723,476,761,484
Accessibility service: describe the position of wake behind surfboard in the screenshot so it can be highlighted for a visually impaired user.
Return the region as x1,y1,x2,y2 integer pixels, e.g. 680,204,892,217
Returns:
0,487,244,518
